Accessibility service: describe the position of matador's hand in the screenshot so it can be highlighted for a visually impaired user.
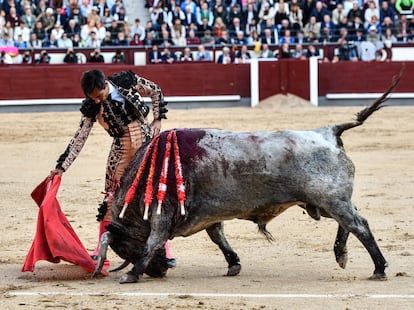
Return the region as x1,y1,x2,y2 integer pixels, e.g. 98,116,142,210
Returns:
49,168,64,180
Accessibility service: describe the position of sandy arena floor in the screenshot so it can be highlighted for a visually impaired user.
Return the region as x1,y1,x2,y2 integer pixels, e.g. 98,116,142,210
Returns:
0,94,413,309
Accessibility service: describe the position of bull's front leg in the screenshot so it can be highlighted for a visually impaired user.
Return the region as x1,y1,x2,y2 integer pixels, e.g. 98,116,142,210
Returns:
119,214,170,284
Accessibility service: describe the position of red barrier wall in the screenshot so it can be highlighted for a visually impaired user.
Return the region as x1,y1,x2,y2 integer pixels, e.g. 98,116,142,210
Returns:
0,61,413,101
0,63,250,100
318,62,413,95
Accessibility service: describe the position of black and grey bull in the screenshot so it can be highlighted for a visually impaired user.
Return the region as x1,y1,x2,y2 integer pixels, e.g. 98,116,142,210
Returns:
93,72,402,284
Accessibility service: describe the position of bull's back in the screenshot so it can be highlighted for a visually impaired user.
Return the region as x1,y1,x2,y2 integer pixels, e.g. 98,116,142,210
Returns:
176,128,354,222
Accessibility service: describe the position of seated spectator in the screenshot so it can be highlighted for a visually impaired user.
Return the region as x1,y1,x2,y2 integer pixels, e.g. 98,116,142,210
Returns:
180,47,193,61
112,49,126,63
114,6,128,26
212,16,227,39
234,44,251,63
88,6,101,26
149,44,162,64
36,7,55,34
0,33,14,46
186,29,201,45
311,1,331,23
81,19,98,43
85,30,101,48
161,46,177,63
14,34,27,48
395,13,409,42
107,19,122,42
63,48,79,64
349,16,365,36
194,44,211,61
51,23,65,40
365,15,382,34
260,43,276,58
347,2,364,26
337,39,358,61
233,30,248,45
303,16,321,37
54,7,68,29
58,32,74,48
14,21,30,43
379,1,396,24
319,14,336,37
88,48,105,62
228,17,243,41
217,46,233,64
131,18,146,41
111,0,124,16
279,29,295,44
319,26,336,43
292,43,306,59
42,33,59,48
65,19,81,39
6,6,21,29
305,44,320,58
261,28,277,45
114,32,129,46
200,29,215,45
101,7,113,28
332,3,346,26
21,6,36,30
101,31,114,46
35,49,51,64
32,21,47,41
72,33,84,47
68,6,87,28
130,33,143,46
216,29,231,45
172,29,186,46
305,30,319,44
280,42,292,58
158,29,174,47
28,33,42,49
364,1,380,28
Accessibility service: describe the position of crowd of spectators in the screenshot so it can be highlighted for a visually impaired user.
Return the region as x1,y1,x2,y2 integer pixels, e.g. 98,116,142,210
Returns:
142,0,414,62
0,0,414,64
0,0,130,63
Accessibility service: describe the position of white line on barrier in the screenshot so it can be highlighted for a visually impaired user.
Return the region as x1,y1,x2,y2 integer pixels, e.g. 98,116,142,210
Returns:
5,292,414,299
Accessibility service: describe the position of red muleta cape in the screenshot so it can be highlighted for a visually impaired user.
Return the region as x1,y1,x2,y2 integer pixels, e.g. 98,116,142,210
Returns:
22,176,107,276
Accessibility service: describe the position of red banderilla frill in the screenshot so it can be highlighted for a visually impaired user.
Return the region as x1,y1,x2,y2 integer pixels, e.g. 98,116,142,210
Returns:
143,134,159,220
119,135,160,219
156,130,174,215
172,130,186,216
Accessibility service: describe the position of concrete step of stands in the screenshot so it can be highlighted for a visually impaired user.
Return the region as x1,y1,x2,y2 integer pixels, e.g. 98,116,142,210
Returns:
123,0,150,26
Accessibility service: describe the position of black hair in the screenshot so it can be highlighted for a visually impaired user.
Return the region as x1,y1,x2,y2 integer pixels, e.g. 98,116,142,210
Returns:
81,69,106,97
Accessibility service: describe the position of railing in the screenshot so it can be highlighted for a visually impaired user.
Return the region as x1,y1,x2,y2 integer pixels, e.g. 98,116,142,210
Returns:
4,42,414,66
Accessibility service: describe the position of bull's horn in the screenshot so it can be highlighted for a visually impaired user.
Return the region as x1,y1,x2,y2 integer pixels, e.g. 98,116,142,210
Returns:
92,231,113,278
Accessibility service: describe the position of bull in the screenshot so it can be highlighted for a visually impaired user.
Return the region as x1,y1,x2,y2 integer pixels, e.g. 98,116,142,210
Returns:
93,72,402,284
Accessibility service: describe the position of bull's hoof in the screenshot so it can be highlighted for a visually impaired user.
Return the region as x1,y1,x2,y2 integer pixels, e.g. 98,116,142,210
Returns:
227,264,241,276
336,253,348,269
368,273,387,281
119,272,141,284
167,258,176,268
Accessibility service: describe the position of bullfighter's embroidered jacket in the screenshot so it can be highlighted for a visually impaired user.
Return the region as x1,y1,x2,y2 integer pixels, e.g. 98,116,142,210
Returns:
56,71,168,171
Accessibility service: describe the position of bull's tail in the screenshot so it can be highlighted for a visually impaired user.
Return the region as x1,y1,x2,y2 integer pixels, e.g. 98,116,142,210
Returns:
332,67,404,138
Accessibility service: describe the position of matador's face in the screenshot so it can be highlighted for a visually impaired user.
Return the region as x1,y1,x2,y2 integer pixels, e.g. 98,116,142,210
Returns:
89,81,109,104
